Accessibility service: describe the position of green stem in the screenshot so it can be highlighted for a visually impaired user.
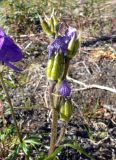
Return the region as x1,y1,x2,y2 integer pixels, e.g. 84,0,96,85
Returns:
0,72,22,142
48,108,58,155
48,57,70,155
48,81,58,155
55,57,70,145
56,124,65,147
0,72,29,160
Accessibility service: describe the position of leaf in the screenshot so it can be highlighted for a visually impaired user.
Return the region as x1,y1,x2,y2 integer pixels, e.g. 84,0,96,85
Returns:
4,79,16,88
36,152,47,160
24,135,41,147
4,107,11,115
45,146,63,160
63,143,96,160
20,142,30,156
0,125,12,140
5,145,21,160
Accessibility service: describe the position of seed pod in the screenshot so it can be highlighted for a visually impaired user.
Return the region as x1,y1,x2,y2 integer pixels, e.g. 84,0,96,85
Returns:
51,65,62,80
49,17,54,33
39,16,53,36
51,53,64,80
67,34,76,58
60,99,73,121
53,15,59,32
72,39,79,56
46,55,55,80
71,31,81,57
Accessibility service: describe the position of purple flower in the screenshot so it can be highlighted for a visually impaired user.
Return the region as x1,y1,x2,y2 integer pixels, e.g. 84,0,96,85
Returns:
48,36,69,58
0,28,23,71
48,26,77,58
59,80,71,97
65,26,77,38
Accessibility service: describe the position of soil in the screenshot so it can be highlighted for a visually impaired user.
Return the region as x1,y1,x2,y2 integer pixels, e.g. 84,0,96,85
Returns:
2,32,115,160
0,0,116,158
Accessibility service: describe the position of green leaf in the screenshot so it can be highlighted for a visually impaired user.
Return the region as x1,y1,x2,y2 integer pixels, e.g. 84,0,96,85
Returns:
36,152,47,160
24,135,40,147
45,146,63,160
5,144,21,160
63,143,96,160
0,126,12,140
4,79,16,88
4,107,11,115
20,142,30,156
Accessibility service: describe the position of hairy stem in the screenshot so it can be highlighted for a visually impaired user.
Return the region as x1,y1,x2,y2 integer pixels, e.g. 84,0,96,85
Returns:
0,72,22,142
56,124,65,147
0,72,29,160
55,57,70,145
49,108,58,155
48,58,70,155
48,81,58,155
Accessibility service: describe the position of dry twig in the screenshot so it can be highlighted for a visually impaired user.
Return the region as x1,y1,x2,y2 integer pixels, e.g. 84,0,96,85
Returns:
67,76,116,93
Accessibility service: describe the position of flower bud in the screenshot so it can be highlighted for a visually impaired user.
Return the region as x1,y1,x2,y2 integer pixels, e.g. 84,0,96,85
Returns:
46,55,55,80
39,16,53,36
51,53,64,80
59,80,71,97
60,99,73,122
67,34,76,58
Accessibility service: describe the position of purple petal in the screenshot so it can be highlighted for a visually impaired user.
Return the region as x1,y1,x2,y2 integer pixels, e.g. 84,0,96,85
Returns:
65,26,77,38
48,36,69,58
5,62,22,72
59,80,71,97
48,44,56,58
0,28,5,49
0,29,23,62
0,36,23,62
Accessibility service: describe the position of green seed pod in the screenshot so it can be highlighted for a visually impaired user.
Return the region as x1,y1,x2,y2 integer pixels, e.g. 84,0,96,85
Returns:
72,39,79,56
51,53,64,80
67,35,76,59
60,99,73,122
71,31,81,57
51,66,62,80
49,17,55,33
39,16,53,36
46,55,55,80
53,15,59,32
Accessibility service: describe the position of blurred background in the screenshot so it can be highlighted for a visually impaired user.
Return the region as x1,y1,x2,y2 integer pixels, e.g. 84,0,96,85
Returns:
0,0,115,38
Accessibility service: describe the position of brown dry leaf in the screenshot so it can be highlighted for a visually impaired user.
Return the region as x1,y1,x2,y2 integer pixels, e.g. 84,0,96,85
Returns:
89,48,116,61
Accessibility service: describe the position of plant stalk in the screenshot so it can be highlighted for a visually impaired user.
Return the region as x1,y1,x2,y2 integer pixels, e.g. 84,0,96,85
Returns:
0,72,22,143
55,123,65,147
0,72,29,160
48,81,58,155
48,107,58,155
48,57,70,155
55,57,70,146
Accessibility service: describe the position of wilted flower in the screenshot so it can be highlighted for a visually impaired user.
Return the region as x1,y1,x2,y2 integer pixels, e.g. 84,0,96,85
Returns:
48,26,77,58
0,28,23,71
59,80,71,97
